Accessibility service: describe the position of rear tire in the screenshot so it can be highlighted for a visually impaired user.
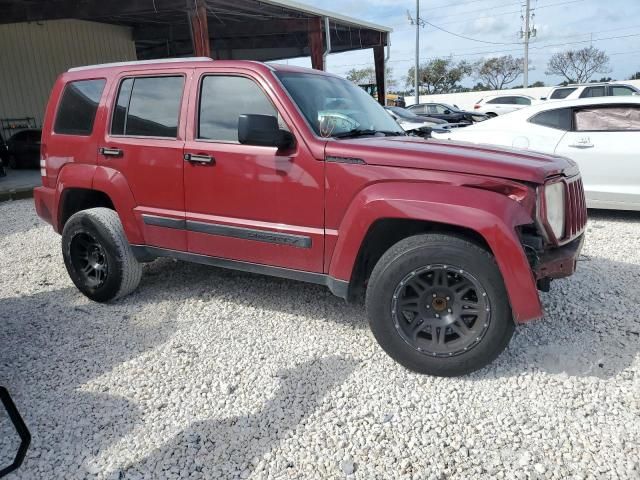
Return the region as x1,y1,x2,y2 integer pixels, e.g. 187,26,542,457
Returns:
366,234,514,377
62,208,142,302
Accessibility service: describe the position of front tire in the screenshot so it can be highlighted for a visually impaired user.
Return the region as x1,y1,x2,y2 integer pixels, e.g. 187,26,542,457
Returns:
62,208,142,302
366,234,514,377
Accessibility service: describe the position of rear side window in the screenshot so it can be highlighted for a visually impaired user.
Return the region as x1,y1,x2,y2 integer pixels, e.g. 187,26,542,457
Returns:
487,97,514,104
54,79,106,135
549,88,576,99
529,108,572,130
575,106,640,131
579,86,606,98
111,76,184,138
198,76,278,142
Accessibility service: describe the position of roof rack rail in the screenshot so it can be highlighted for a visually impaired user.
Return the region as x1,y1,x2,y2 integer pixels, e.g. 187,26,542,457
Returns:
564,82,611,87
68,57,212,72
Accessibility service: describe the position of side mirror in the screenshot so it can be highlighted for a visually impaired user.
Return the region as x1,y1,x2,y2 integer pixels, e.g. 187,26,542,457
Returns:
238,114,294,149
444,109,451,114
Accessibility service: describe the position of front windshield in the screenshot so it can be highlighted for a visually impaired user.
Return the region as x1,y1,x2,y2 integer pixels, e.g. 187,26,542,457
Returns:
276,72,405,138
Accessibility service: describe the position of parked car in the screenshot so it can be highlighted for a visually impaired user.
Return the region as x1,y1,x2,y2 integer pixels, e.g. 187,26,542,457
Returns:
6,129,42,169
35,58,586,377
473,95,537,117
0,133,8,176
543,82,639,101
385,106,448,136
433,96,640,211
408,102,488,124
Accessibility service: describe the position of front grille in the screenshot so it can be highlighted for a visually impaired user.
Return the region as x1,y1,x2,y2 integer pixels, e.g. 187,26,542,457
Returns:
564,176,587,242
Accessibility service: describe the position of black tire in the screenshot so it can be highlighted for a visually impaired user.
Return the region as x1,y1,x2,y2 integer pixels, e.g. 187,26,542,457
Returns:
7,155,18,170
62,208,142,302
366,234,514,377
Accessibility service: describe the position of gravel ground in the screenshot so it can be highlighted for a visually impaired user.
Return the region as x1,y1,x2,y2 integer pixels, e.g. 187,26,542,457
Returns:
0,198,638,480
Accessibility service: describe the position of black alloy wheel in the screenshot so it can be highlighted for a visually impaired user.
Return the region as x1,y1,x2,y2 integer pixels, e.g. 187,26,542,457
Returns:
69,232,109,289
391,264,490,357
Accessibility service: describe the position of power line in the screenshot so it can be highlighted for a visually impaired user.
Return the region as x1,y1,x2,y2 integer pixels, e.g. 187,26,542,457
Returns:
424,20,521,45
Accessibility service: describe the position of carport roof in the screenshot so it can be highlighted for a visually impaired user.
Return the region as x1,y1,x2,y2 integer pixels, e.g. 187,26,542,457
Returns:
0,0,391,61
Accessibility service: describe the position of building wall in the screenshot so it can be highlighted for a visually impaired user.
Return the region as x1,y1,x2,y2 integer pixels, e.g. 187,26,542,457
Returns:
0,19,136,128
404,80,640,110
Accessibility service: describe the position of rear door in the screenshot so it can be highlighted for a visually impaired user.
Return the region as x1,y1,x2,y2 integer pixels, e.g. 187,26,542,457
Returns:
555,104,640,209
100,70,190,251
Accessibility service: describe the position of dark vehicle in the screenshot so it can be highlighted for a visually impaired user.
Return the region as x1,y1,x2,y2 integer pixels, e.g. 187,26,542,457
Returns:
385,106,449,137
6,129,42,169
408,102,487,124
0,133,7,176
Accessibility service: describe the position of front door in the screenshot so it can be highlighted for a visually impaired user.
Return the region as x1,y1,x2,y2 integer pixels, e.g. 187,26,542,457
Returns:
100,71,190,251
183,69,325,272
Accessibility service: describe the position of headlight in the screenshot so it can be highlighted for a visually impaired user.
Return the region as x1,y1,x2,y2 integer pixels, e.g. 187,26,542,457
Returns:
544,182,566,240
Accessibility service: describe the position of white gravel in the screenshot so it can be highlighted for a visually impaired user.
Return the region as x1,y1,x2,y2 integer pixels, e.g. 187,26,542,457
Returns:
1,198,639,480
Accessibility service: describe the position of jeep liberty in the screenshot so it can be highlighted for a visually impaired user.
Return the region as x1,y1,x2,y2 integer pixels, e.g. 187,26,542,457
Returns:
34,58,587,376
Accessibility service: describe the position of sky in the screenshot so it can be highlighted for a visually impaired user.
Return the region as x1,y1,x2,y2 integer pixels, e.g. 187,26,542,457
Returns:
282,0,640,89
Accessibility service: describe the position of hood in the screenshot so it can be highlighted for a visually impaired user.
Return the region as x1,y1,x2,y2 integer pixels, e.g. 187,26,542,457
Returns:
401,121,434,131
325,135,575,184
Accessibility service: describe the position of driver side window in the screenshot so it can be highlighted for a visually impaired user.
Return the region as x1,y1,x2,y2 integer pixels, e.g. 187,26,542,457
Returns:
198,75,282,142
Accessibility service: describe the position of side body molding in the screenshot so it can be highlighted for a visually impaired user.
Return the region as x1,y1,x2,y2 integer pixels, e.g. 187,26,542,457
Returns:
328,182,541,323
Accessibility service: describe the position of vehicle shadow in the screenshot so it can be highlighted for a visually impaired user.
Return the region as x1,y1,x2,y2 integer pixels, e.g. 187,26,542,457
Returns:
0,283,180,478
141,254,639,380
474,254,640,380
114,356,355,479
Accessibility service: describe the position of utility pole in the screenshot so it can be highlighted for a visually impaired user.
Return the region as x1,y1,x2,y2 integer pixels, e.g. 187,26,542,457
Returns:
408,1,425,103
521,0,536,88
415,0,420,103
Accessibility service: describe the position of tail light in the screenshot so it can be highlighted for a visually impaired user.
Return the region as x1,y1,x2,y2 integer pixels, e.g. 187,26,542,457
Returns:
473,105,480,109
40,142,48,184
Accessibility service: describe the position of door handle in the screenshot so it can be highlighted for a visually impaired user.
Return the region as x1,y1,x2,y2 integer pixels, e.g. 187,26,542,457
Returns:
568,143,594,149
184,153,215,164
99,147,123,157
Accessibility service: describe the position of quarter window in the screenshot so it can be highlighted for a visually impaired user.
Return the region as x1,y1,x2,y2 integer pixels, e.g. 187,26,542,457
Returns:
611,86,636,96
111,76,184,138
529,108,572,130
574,106,640,131
198,76,278,142
549,87,576,99
54,79,106,135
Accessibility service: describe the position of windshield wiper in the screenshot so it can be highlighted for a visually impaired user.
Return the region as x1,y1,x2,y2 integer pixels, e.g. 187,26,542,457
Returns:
334,129,405,139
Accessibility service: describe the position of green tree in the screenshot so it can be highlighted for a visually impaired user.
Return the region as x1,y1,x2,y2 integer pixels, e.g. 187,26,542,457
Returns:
405,58,472,95
346,66,397,89
474,55,524,90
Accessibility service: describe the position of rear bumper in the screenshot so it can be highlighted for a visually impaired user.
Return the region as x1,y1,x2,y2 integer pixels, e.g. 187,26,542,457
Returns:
33,186,57,232
534,234,584,280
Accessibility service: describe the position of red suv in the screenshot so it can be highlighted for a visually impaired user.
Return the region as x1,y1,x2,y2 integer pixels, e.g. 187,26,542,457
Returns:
34,58,586,376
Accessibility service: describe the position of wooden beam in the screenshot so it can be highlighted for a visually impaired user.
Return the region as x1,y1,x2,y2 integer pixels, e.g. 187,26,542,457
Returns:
308,17,324,70
188,0,210,57
373,44,386,106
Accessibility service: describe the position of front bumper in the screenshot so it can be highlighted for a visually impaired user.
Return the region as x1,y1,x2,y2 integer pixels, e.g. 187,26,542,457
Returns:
534,234,584,281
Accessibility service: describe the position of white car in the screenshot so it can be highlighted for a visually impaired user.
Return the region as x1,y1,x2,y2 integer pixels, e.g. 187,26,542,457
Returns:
544,82,639,101
432,96,640,211
473,94,537,117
